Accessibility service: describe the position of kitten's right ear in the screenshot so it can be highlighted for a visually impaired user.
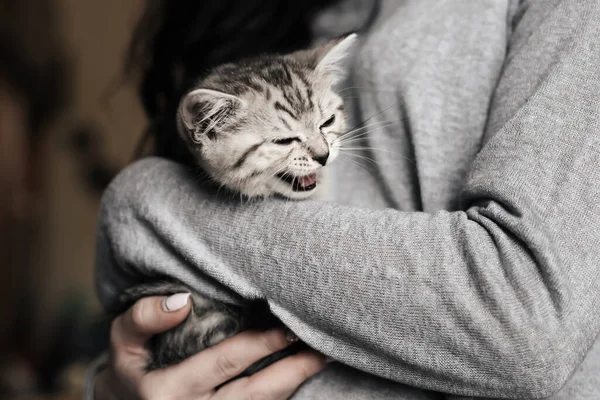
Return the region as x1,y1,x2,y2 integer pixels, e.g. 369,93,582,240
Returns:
314,33,358,80
179,89,243,143
290,33,358,84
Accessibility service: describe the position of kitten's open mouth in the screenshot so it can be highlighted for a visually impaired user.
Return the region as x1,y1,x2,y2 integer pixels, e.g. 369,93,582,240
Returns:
277,172,317,192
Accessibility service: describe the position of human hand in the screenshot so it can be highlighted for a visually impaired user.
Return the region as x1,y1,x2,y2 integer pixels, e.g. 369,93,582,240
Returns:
94,294,326,400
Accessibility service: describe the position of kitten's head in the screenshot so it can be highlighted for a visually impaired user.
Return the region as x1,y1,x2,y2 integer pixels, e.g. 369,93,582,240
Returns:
177,34,357,199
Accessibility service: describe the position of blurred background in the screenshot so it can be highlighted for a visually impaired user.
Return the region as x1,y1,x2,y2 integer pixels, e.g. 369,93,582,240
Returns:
0,0,372,398
1,1,146,398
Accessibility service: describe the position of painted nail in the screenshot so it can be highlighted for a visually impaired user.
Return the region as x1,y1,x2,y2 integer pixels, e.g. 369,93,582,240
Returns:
162,293,191,312
285,329,300,343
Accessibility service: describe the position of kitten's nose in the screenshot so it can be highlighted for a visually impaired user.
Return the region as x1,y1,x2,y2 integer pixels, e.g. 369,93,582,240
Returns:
313,152,329,166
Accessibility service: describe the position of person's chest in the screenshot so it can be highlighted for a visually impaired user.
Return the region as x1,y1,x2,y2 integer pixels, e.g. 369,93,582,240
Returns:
329,0,513,213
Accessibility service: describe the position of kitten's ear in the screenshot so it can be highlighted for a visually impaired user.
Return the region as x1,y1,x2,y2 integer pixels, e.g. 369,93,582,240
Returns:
293,33,358,83
179,89,243,143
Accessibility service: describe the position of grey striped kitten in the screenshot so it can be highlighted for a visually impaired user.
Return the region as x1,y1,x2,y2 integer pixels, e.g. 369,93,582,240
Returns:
122,34,357,371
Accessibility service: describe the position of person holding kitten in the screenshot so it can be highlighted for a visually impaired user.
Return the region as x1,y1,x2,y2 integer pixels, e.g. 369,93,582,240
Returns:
91,0,600,399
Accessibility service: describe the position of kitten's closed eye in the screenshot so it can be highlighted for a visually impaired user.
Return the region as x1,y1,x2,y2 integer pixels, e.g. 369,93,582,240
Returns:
273,137,301,145
320,115,336,129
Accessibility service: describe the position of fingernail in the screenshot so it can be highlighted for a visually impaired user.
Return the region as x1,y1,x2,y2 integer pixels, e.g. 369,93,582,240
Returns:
162,293,190,312
285,329,299,344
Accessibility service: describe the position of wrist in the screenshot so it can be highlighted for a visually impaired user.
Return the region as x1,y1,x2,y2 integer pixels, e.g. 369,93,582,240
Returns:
84,352,113,400
93,370,119,400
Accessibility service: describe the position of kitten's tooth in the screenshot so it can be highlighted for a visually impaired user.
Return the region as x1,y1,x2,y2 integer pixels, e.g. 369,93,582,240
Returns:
299,173,317,186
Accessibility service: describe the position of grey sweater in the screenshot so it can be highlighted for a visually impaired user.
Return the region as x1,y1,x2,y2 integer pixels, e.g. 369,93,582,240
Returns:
95,0,600,398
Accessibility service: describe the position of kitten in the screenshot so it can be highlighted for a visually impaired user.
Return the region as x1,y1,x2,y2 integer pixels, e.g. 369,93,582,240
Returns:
121,34,357,371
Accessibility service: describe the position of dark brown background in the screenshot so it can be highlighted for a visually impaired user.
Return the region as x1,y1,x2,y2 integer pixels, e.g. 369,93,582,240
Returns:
1,1,146,397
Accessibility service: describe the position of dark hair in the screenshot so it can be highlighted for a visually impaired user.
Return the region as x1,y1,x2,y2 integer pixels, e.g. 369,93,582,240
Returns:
128,0,341,164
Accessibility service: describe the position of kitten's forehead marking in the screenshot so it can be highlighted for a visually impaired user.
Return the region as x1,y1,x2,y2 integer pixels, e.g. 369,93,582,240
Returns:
206,57,319,121
274,101,299,121
278,117,292,130
262,63,317,119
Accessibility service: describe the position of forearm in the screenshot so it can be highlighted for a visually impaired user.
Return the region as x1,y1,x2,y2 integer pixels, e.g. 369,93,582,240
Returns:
96,156,599,398
92,370,119,400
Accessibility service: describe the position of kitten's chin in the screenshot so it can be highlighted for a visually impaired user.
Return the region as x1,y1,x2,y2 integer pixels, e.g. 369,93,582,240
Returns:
267,177,318,200
234,173,320,199
276,187,317,200
233,180,314,199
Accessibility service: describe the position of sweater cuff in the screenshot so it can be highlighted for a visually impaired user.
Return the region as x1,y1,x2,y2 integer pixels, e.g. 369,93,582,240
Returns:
84,352,109,400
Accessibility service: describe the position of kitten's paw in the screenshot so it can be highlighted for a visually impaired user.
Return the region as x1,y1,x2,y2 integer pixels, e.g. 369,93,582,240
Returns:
147,296,245,370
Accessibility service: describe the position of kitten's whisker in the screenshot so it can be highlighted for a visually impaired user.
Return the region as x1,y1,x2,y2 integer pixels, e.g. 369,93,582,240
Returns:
339,121,394,139
335,126,395,144
251,173,278,197
336,154,381,182
337,132,412,146
337,86,398,94
338,152,381,166
342,100,401,139
337,86,365,93
335,121,395,142
334,127,395,146
338,147,414,163
336,137,402,146
250,164,289,196
355,103,399,129
341,119,393,136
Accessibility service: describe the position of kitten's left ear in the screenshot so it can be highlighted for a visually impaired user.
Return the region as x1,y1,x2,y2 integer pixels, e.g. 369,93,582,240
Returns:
179,88,244,143
316,33,358,78
302,33,358,83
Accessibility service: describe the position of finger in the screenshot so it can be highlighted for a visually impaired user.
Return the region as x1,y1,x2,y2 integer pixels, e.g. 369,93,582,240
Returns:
113,293,191,348
152,328,291,394
241,350,327,399
213,350,326,400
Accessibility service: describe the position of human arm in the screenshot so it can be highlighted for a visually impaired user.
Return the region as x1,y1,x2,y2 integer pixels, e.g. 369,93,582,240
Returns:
96,1,600,398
